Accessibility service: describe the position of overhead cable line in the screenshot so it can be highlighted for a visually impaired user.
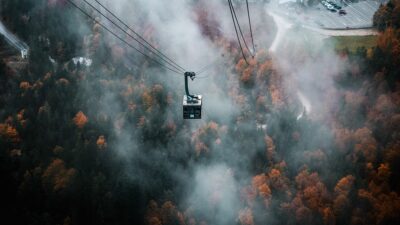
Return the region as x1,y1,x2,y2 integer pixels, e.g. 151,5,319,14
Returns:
92,0,186,72
227,0,249,64
228,0,254,58
81,0,185,73
245,0,256,53
196,61,218,75
195,53,225,75
66,0,183,75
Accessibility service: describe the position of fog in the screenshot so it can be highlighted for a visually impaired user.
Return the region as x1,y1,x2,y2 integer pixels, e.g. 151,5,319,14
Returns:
73,0,352,225
52,0,353,223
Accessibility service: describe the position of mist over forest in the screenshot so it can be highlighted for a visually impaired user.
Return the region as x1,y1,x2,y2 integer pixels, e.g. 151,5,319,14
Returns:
1,0,400,225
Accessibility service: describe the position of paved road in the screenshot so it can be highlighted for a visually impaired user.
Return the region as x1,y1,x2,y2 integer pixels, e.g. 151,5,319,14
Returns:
268,11,292,52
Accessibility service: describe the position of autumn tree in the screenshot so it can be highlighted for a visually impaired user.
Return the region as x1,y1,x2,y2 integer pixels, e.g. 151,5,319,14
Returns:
357,163,400,224
73,111,88,129
373,0,400,31
42,158,76,191
333,175,355,221
238,208,254,225
282,169,332,224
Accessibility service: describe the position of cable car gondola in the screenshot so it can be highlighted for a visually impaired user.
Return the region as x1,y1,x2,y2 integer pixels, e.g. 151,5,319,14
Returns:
183,72,202,119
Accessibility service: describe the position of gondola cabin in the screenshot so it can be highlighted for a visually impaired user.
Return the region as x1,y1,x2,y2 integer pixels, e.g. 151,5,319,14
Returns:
183,72,202,119
183,95,202,119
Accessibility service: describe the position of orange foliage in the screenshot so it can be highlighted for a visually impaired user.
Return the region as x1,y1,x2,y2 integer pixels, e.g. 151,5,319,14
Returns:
295,169,320,189
334,175,355,195
73,111,88,129
357,163,400,224
353,127,377,163
302,183,328,210
344,91,366,110
145,217,163,225
235,58,247,73
240,67,254,85
161,201,178,224
145,200,187,225
358,188,400,224
258,183,272,199
377,163,391,182
238,208,254,225
17,109,26,127
375,94,396,113
145,200,161,225
321,207,335,225
333,175,355,214
19,81,31,90
6,125,19,142
0,123,20,143
333,194,349,214
142,90,154,112
286,169,332,222
257,60,273,80
191,121,222,156
265,135,276,162
42,159,76,191
252,174,267,188
252,174,271,207
377,28,400,65
195,141,209,156
267,167,291,197
295,205,312,223
334,127,354,153
96,135,107,150
270,84,284,107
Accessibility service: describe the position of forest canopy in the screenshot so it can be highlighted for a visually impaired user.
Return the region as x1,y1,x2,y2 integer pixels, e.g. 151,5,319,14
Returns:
1,0,400,225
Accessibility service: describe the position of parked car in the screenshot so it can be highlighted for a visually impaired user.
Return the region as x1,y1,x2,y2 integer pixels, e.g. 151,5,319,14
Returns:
328,1,342,10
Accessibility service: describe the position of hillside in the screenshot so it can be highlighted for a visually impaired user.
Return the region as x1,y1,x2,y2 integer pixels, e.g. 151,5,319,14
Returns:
1,1,400,225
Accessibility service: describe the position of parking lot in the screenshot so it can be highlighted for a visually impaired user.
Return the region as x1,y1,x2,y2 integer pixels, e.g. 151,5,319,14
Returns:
277,0,385,30
312,0,381,29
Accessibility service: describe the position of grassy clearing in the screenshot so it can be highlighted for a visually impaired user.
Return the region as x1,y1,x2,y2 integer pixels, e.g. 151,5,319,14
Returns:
327,35,378,52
